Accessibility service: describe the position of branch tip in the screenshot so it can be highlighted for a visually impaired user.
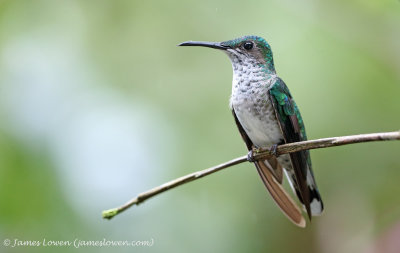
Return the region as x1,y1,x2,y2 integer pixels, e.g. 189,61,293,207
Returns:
102,208,119,219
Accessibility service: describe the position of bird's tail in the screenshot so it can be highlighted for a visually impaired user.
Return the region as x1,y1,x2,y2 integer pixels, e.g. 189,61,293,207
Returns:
255,160,306,227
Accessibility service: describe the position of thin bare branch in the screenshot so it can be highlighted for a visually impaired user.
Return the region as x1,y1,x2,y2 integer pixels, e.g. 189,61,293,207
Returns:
102,130,400,220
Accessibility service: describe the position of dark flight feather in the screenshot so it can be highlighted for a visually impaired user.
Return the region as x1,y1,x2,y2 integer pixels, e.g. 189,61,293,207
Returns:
269,78,323,219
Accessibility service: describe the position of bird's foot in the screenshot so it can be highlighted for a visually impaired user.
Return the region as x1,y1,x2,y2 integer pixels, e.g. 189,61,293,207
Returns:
269,144,279,157
247,148,261,163
247,150,255,163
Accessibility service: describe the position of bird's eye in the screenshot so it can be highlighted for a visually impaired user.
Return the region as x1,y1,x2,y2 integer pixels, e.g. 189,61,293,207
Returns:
243,42,253,50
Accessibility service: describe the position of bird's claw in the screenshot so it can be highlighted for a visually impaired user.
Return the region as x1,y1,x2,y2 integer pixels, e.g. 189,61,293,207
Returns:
248,145,278,162
247,150,256,163
270,144,278,157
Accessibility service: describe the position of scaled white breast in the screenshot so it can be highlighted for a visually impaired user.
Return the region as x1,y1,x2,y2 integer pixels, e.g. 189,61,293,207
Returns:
228,55,283,148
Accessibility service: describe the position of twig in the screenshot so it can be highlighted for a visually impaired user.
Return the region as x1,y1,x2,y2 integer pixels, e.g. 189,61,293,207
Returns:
102,130,400,219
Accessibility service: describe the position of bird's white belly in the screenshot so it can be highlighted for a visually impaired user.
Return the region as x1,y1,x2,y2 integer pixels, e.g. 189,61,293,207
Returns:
233,97,283,148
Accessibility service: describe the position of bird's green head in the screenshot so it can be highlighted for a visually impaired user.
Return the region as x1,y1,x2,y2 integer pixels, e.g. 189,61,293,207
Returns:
179,35,275,74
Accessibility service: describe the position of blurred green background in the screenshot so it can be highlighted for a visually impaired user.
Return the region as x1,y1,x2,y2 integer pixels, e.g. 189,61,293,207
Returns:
0,0,399,252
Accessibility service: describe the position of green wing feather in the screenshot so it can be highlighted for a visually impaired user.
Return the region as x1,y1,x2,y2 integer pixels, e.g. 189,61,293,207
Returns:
269,78,323,218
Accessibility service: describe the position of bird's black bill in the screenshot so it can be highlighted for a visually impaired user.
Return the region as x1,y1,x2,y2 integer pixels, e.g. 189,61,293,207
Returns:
178,41,229,50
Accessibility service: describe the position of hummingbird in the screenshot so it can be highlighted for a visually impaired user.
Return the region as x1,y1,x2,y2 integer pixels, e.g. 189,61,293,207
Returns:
179,35,323,227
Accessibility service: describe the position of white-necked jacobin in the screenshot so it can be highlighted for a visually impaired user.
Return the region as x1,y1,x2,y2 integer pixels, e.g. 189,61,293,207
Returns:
179,35,323,227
